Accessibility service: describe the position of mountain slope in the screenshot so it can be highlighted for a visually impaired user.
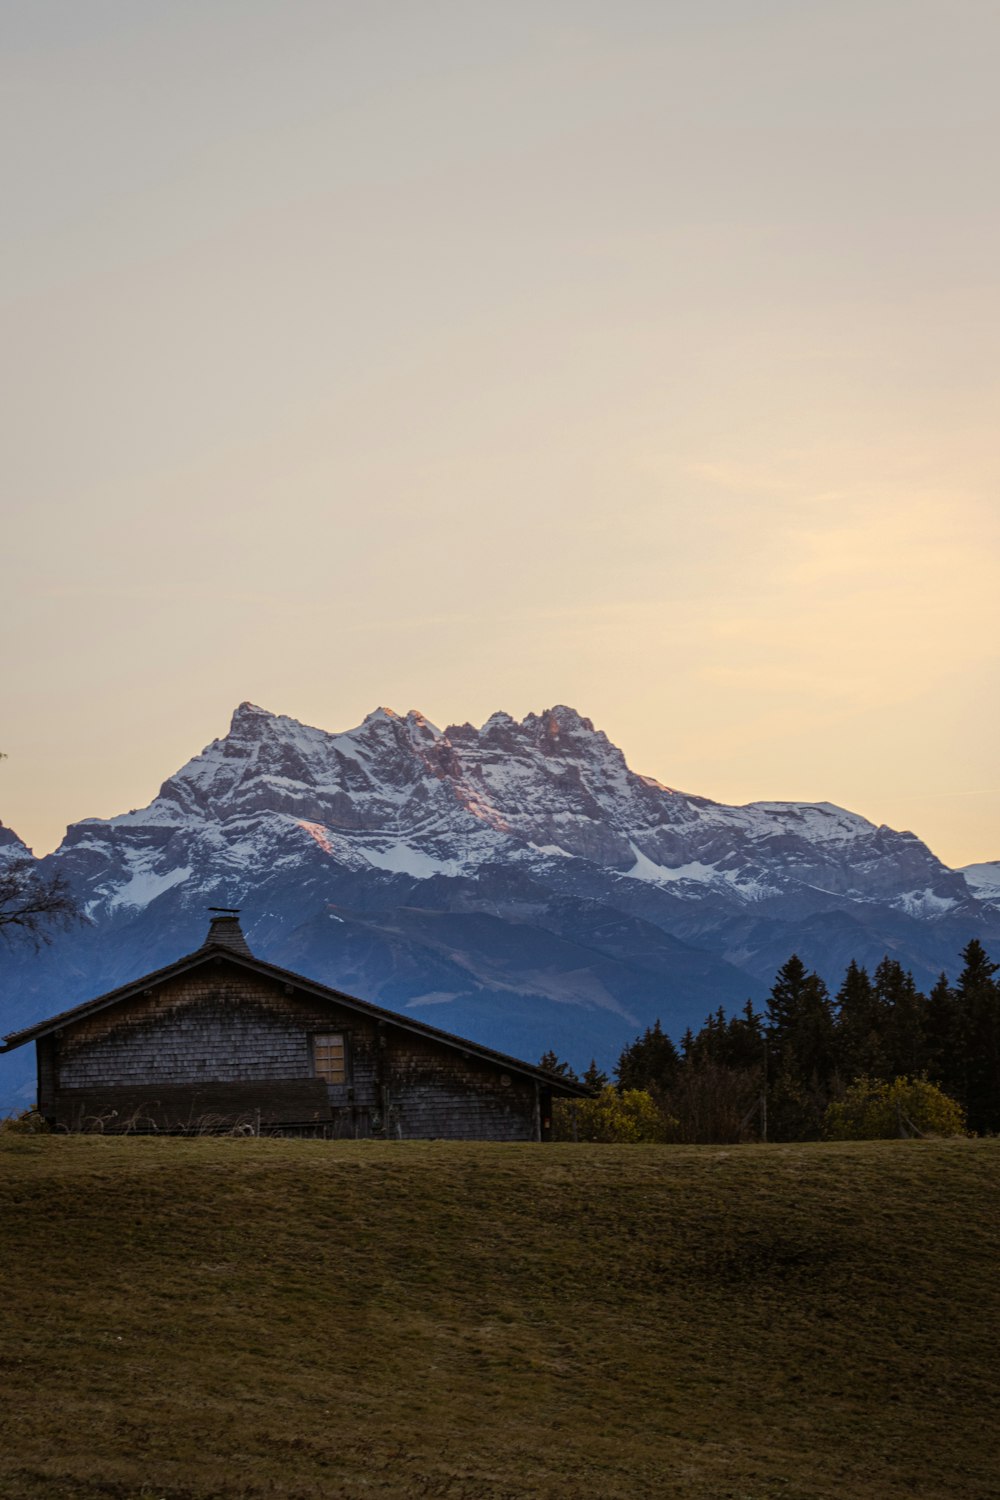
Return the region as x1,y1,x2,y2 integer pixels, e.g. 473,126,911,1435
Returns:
1,703,997,1106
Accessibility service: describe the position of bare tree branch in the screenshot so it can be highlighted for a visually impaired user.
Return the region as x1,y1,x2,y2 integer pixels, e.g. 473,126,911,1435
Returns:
1,748,79,945
0,858,78,946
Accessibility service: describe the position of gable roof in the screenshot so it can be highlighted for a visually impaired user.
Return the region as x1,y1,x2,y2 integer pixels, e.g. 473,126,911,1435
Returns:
0,938,592,1097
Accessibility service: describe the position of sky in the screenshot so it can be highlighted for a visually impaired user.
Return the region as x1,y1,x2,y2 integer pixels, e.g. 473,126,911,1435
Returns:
2,0,999,868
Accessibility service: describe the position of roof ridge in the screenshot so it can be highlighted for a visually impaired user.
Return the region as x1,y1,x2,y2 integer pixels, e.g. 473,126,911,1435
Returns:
0,944,591,1095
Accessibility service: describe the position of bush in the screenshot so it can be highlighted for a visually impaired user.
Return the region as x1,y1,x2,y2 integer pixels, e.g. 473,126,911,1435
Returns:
553,1086,671,1143
823,1076,966,1140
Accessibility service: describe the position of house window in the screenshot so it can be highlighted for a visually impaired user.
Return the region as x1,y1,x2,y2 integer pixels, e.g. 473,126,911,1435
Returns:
313,1032,346,1086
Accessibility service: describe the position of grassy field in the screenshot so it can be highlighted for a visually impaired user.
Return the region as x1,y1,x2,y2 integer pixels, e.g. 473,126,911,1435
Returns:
0,1135,997,1500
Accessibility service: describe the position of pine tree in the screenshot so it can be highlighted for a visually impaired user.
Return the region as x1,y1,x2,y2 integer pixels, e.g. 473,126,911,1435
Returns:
766,955,836,1139
924,972,961,1095
728,1000,767,1072
766,954,811,1041
685,1001,764,1071
683,1008,726,1067
582,1058,609,1091
954,940,1000,1134
767,955,836,1083
668,1000,766,1143
615,1019,679,1094
538,1051,580,1083
874,957,928,1079
834,960,884,1081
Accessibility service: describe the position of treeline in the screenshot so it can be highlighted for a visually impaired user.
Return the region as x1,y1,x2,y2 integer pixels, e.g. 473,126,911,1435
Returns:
543,939,1000,1142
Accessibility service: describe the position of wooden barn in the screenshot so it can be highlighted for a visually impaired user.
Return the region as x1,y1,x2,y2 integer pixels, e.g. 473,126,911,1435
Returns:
0,911,589,1140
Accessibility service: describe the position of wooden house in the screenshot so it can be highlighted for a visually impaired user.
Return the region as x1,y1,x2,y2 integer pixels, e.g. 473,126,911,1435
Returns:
0,912,589,1140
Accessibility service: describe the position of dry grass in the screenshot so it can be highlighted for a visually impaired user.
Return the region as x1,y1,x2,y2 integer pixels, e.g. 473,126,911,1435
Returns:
0,1135,997,1499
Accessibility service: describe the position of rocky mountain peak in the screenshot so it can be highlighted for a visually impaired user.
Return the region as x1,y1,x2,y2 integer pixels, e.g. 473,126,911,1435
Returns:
29,700,987,937
2,700,995,1104
230,701,274,731
0,822,32,859
535,705,597,738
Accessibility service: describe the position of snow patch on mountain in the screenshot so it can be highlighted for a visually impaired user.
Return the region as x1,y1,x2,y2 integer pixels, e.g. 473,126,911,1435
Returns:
893,888,960,918
109,864,193,910
359,843,465,879
625,844,718,886
962,862,1000,895
740,800,876,841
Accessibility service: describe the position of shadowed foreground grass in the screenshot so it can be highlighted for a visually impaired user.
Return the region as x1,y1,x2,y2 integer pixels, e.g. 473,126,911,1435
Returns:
0,1136,997,1499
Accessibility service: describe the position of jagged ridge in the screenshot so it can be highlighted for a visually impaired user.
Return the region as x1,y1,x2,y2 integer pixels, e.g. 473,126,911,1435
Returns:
0,704,997,1106
54,701,976,920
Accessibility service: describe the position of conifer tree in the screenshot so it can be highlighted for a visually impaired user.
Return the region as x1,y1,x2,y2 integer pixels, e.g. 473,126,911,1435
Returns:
582,1058,609,1091
954,940,1000,1134
924,972,962,1100
538,1051,580,1083
730,999,767,1071
874,957,928,1079
834,960,884,1081
766,954,811,1040
766,955,836,1139
668,1000,766,1143
685,1001,764,1072
615,1019,679,1094
767,955,836,1083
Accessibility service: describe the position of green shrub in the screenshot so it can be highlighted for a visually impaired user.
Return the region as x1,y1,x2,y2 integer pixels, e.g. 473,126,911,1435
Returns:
553,1085,672,1142
823,1076,966,1140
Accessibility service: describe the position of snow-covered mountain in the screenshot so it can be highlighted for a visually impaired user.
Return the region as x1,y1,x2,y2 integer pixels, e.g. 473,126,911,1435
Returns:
959,861,1000,913
59,701,975,915
2,703,997,1105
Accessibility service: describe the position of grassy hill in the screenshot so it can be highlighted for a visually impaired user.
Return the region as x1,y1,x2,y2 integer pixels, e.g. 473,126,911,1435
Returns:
0,1135,997,1500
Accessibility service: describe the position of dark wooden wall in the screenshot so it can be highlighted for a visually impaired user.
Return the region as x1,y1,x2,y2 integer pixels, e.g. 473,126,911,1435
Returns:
38,960,541,1141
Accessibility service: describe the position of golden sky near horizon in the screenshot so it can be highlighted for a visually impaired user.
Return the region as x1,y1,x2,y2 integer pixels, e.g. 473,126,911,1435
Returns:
3,1,999,867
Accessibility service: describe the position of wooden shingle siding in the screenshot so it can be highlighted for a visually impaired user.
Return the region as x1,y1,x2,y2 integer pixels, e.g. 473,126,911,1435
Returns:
389,1080,535,1141
52,1078,332,1134
54,971,382,1100
381,1030,537,1141
57,971,331,1085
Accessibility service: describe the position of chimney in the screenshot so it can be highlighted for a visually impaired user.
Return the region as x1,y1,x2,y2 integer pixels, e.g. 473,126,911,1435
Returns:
203,908,253,957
